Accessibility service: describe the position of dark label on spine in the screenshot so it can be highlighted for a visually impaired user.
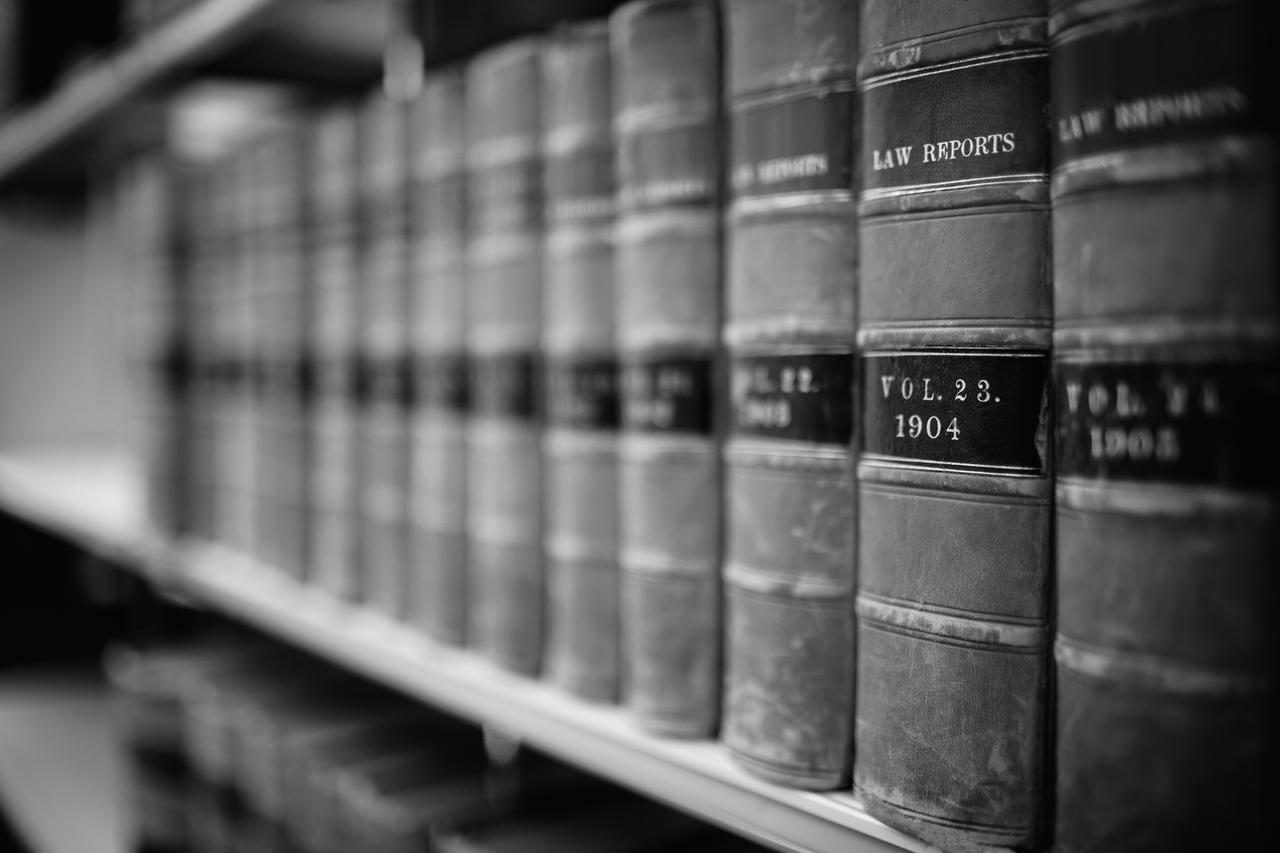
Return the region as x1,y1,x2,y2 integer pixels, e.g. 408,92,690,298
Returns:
621,356,713,434
619,122,717,210
471,353,538,420
730,352,853,443
1052,2,1259,165
547,357,619,430
1056,358,1278,489
862,351,1049,474
862,52,1049,195
419,173,466,236
362,356,407,406
417,352,469,412
731,88,856,197
469,158,541,233
546,144,615,222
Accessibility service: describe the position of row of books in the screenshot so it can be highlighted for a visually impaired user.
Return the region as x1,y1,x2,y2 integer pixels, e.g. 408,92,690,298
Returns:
106,633,771,853
109,1,1273,851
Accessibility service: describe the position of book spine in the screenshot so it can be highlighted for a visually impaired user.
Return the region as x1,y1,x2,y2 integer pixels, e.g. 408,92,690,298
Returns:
409,68,470,646
1050,1,1274,849
611,0,723,737
225,148,261,559
187,166,217,542
854,1,1052,847
309,104,362,600
719,0,859,790
541,22,621,702
359,92,412,617
256,125,309,581
465,38,546,675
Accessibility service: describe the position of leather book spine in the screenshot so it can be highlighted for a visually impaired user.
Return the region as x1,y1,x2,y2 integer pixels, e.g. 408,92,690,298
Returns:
1050,1,1274,849
854,2,1053,847
255,125,309,581
409,68,470,646
611,0,723,737
223,147,261,560
125,156,190,541
541,23,621,702
359,92,412,617
184,166,214,543
308,104,362,601
465,38,547,675
719,0,859,790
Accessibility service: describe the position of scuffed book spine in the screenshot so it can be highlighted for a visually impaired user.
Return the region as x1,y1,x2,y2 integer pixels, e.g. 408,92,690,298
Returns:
719,0,858,790
187,165,218,542
308,103,362,600
1050,1,1274,850
253,124,310,580
853,1,1052,848
408,68,470,646
221,147,262,559
465,38,547,675
359,91,413,617
120,155,193,540
542,22,622,702
611,0,723,737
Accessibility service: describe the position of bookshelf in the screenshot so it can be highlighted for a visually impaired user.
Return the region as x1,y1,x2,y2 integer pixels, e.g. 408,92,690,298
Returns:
0,0,386,192
0,448,927,853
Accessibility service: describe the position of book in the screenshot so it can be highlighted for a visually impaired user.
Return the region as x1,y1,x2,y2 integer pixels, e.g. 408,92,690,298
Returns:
1050,1,1274,849
465,37,547,675
218,146,262,560
611,0,723,738
541,21,621,702
308,102,362,601
853,1,1053,847
408,67,470,646
719,0,859,790
358,90,413,617
252,122,309,581
119,155,194,541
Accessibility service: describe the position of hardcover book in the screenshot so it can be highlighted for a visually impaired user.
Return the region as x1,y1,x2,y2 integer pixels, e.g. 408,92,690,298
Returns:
252,123,309,581
465,37,547,675
853,1,1053,847
611,0,723,737
719,0,860,790
1050,1,1274,849
408,68,470,645
541,21,622,702
308,103,363,601
358,91,413,617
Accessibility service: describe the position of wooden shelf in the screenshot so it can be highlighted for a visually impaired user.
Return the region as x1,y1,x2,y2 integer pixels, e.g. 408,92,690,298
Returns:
0,447,927,853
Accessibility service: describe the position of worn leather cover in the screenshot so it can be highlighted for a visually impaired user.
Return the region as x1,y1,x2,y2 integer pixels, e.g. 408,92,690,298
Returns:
854,2,1052,848
409,69,470,647
1051,1,1275,850
719,0,858,790
540,23,622,703
308,103,362,602
612,0,723,737
465,38,547,676
252,125,310,584
358,92,412,619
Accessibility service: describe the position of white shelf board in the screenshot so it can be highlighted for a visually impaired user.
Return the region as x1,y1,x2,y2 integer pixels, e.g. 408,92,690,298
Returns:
0,0,280,184
179,546,933,853
0,444,169,575
0,448,933,853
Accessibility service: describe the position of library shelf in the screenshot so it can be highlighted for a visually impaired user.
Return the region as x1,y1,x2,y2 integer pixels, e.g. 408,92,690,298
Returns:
0,448,929,853
0,0,282,188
